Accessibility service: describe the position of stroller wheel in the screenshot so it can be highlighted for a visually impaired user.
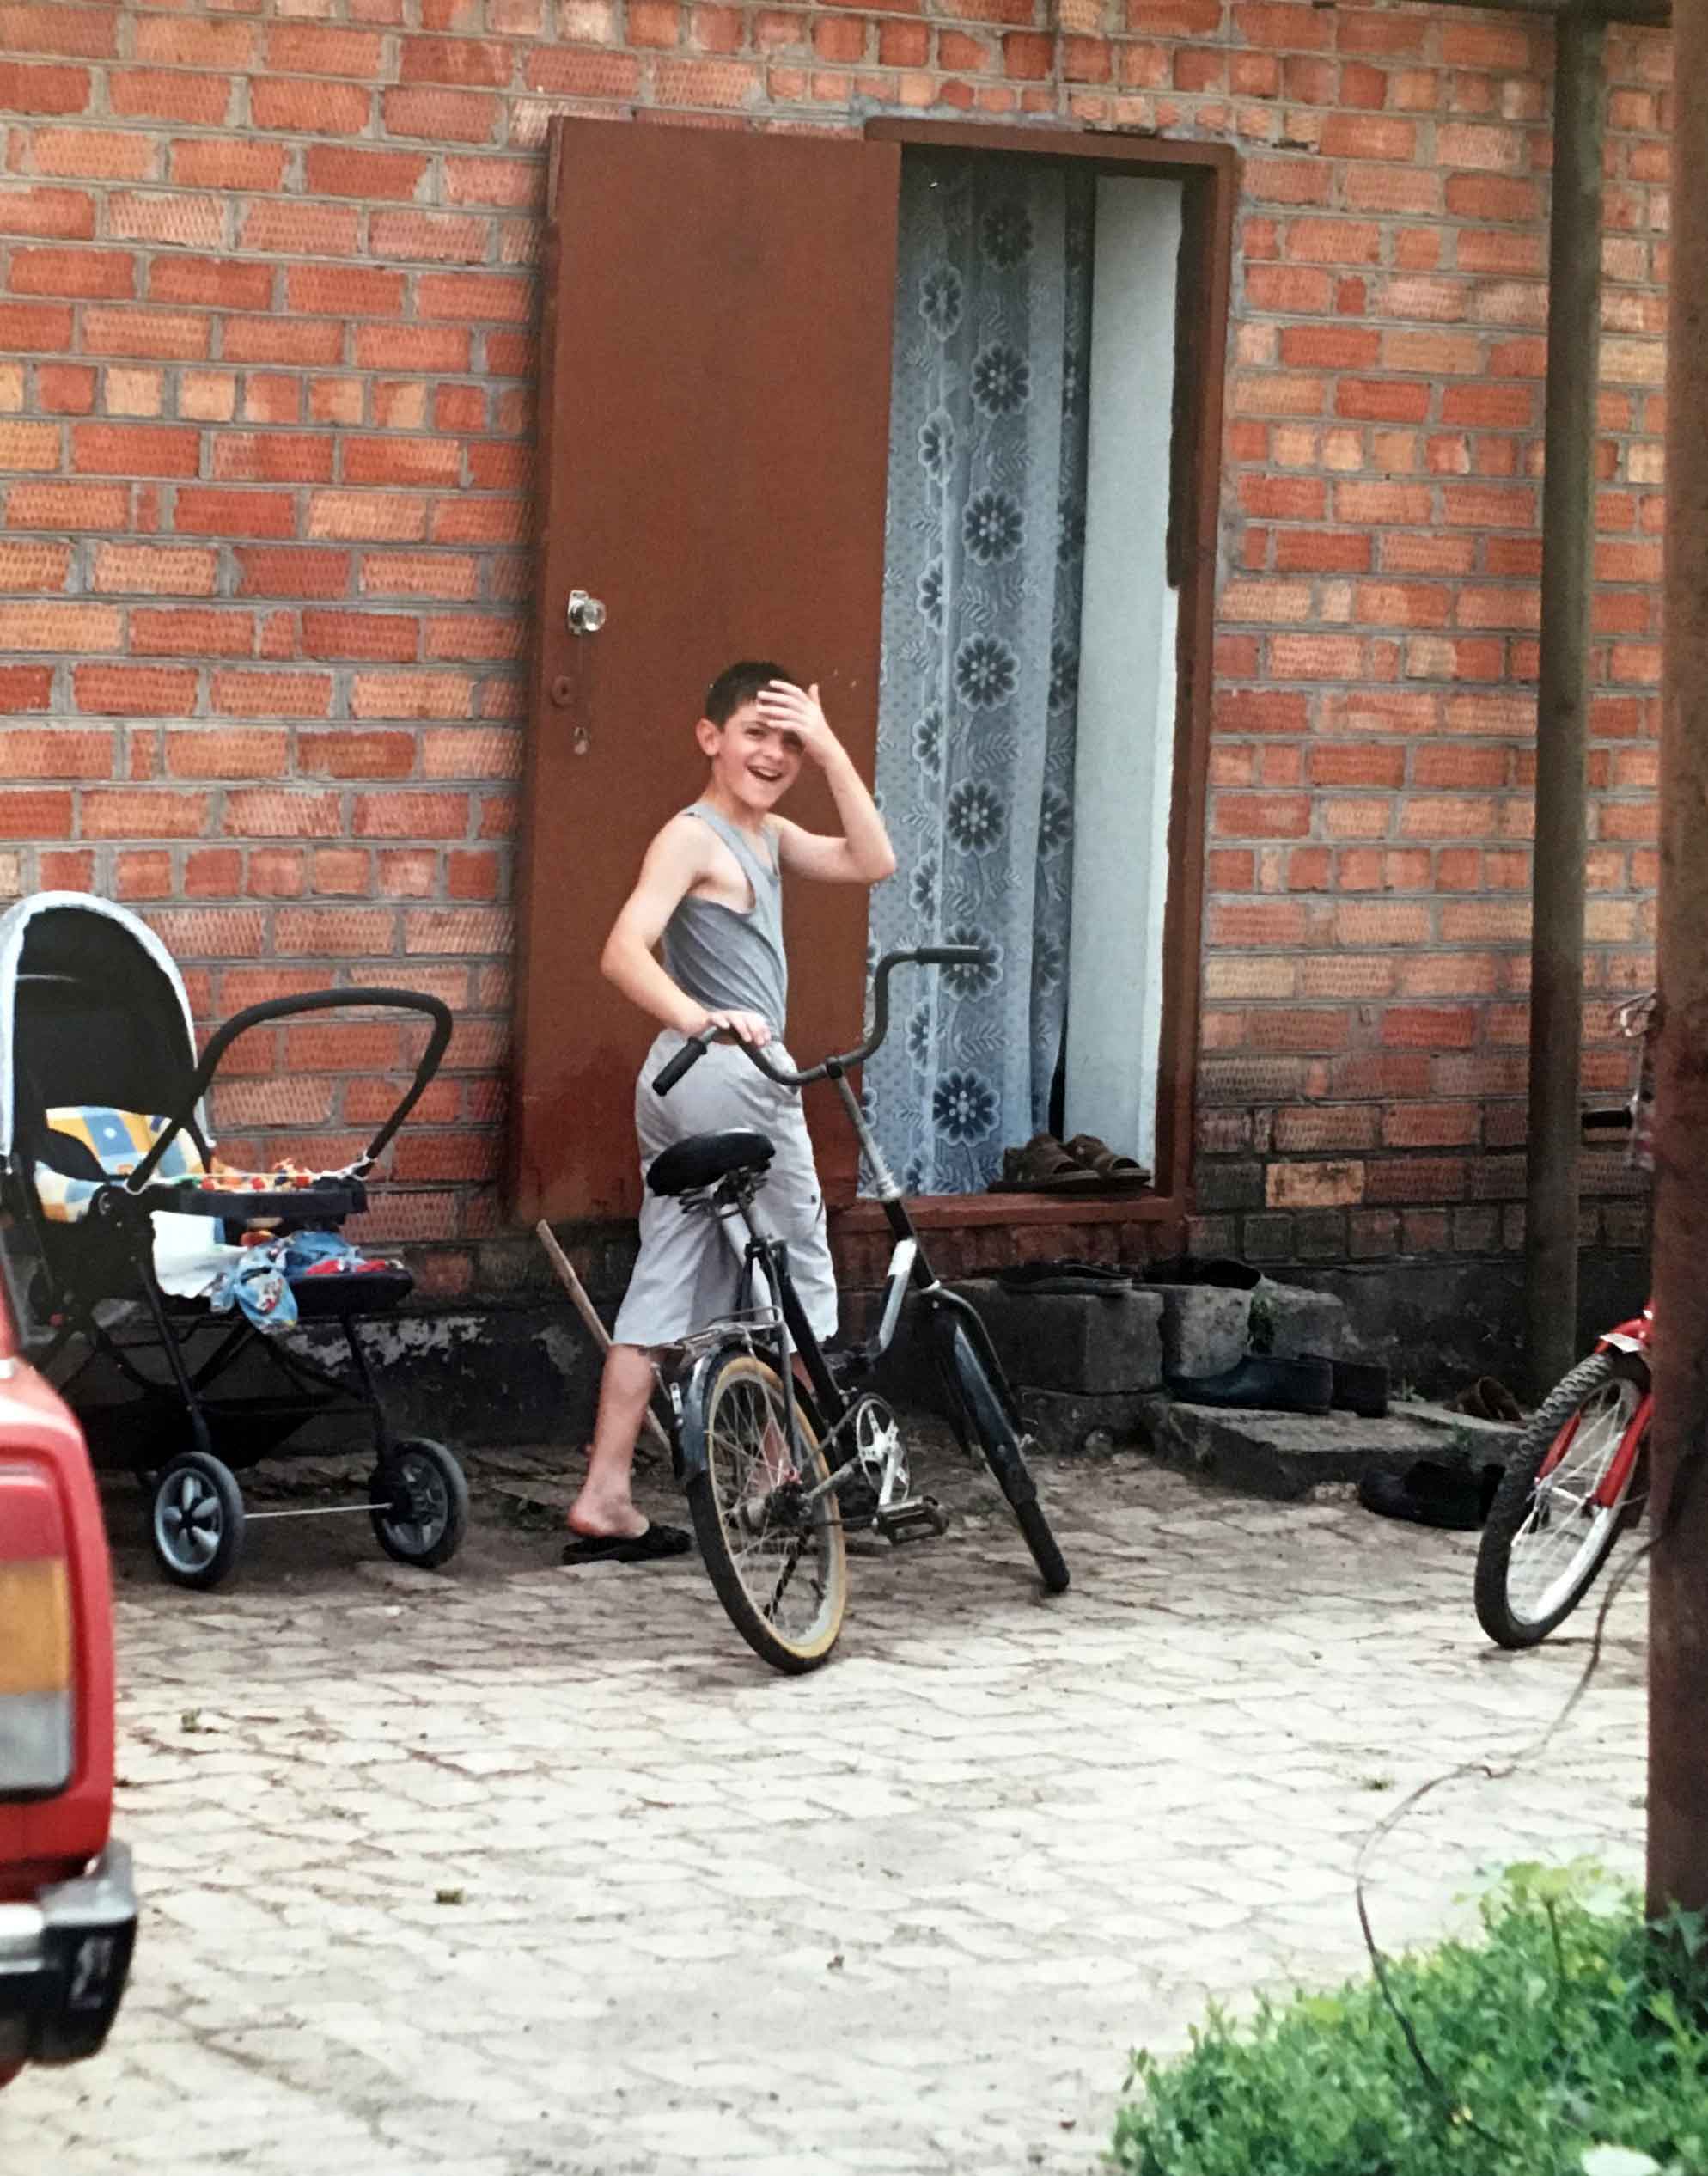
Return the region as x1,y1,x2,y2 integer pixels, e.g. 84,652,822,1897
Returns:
151,1452,246,1590
369,1439,468,1570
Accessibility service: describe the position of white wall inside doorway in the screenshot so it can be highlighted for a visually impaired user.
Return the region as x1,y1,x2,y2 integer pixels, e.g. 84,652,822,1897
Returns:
1063,174,1183,1171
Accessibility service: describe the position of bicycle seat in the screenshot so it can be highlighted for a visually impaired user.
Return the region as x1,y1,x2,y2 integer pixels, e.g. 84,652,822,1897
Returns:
646,1129,775,1197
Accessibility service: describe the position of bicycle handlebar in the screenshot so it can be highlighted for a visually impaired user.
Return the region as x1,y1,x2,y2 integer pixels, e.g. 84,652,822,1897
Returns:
650,945,991,1097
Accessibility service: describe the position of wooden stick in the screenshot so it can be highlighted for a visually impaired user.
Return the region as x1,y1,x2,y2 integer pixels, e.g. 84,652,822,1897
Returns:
534,1219,674,1456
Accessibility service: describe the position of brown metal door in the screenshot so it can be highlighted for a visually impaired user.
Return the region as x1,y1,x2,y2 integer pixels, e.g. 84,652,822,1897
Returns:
513,119,900,1224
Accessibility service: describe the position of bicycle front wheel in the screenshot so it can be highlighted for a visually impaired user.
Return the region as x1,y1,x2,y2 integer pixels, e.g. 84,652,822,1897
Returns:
949,1324,1070,1594
1474,1350,1648,1649
686,1351,848,1674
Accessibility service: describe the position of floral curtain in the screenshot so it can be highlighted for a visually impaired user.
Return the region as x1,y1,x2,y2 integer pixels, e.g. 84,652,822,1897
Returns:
866,155,1094,1195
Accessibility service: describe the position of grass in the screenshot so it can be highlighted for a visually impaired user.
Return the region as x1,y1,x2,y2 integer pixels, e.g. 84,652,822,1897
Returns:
1113,1864,1708,2176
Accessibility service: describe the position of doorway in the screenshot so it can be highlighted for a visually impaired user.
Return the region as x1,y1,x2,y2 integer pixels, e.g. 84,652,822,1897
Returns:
866,148,1187,1198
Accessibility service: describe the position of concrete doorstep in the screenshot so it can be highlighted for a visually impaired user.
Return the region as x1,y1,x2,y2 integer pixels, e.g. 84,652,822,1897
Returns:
943,1273,1523,1501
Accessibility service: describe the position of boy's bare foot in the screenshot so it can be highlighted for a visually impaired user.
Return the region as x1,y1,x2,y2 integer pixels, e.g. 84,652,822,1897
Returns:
565,1479,649,1542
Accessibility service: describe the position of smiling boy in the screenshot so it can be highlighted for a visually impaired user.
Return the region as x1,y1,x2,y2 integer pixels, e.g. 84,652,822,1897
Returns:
561,662,895,1564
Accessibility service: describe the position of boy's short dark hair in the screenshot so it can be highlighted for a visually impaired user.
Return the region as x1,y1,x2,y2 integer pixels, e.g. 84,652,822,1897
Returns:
704,660,798,726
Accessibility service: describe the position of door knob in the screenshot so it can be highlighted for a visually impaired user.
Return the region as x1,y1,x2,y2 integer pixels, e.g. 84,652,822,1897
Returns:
566,589,606,635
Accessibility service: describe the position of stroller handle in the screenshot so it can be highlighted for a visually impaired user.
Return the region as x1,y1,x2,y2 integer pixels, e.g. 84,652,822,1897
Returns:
126,987,455,1190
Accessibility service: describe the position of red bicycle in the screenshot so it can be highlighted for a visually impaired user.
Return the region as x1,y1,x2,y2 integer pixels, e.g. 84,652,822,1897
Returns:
1474,989,1656,1649
1473,1305,1651,1647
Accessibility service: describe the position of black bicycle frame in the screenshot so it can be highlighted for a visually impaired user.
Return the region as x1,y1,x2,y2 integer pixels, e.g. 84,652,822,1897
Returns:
660,945,1027,1484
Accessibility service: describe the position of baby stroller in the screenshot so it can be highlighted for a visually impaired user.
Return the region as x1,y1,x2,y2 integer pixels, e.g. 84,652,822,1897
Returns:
0,892,469,1590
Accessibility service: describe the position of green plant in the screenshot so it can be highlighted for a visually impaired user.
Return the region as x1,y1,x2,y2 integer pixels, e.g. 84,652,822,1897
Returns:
1113,1864,1708,2176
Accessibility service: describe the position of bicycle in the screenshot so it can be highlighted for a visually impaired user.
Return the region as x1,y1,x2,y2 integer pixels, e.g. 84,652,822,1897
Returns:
647,945,1071,1674
1473,989,1656,1649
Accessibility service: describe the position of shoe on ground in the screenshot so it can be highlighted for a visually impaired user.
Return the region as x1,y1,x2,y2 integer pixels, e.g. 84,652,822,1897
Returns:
1165,1354,1333,1415
1357,1462,1493,1531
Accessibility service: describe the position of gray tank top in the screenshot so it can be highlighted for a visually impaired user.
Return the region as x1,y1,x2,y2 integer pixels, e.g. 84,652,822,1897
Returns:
659,803,788,1032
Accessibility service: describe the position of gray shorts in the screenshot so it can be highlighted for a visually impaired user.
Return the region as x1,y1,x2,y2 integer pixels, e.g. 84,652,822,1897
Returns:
612,1030,839,1349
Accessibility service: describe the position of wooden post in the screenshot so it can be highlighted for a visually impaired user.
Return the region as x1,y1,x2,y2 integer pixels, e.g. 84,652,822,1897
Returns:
1646,0,1708,1921
1522,3,1606,1397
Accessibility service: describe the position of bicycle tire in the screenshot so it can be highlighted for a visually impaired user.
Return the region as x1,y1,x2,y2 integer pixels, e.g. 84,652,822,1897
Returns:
1474,1349,1648,1650
685,1351,848,1674
949,1325,1070,1594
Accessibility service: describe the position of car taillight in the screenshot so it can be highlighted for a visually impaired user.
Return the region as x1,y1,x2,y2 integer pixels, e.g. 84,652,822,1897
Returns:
0,1466,73,1800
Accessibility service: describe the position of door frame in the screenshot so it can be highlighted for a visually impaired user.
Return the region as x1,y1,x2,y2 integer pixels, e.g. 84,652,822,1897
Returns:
838,120,1237,1238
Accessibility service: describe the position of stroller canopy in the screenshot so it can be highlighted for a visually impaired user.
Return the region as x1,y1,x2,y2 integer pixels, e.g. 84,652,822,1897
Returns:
0,894,203,1162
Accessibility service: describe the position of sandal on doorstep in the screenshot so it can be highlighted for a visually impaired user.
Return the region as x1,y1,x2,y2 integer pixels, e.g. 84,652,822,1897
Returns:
559,1522,693,1567
1062,1134,1152,1191
986,1133,1103,1194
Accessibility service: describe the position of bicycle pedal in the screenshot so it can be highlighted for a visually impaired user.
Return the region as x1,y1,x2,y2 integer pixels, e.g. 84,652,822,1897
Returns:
875,1495,949,1544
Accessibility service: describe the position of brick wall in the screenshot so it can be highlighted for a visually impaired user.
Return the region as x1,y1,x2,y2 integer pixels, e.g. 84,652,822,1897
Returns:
0,0,1673,1296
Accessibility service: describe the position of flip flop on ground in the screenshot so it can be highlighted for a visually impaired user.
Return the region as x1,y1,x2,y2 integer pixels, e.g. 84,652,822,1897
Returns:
560,1522,693,1567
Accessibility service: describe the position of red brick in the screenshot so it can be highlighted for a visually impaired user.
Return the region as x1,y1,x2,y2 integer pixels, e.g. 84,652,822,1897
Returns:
526,46,644,97
144,256,273,312
107,192,223,249
342,439,462,488
301,610,418,662
5,480,128,527
238,201,363,258
0,5,118,59
81,306,210,361
169,139,289,192
416,272,533,322
247,77,371,136
223,318,345,367
71,662,194,714
1274,529,1371,573
130,608,254,659
0,790,72,837
0,184,94,240
0,726,108,777
1246,159,1333,207
265,23,387,74
381,86,500,142
303,145,430,201
1319,113,1415,160
68,423,193,477
234,547,351,599
424,613,523,661
0,300,73,351
173,488,297,541
652,55,760,101
29,127,156,182
1444,173,1540,223
306,492,430,544
399,34,512,83
211,675,335,723
0,421,58,472
353,325,472,372
300,730,417,779
0,666,52,712
106,66,230,125
164,729,289,779
0,61,90,114
91,543,218,595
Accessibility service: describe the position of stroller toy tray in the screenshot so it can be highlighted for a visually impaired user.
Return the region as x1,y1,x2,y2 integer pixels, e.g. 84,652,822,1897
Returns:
125,1178,368,1223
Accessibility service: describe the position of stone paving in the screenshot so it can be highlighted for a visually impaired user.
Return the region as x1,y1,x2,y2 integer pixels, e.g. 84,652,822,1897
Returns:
3,1441,1648,2176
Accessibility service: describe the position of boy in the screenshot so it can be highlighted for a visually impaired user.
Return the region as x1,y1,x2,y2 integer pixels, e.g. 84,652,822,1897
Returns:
561,663,896,1564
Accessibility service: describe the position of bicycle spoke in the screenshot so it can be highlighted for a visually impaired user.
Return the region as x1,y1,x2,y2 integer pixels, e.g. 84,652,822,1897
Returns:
1506,1381,1638,1623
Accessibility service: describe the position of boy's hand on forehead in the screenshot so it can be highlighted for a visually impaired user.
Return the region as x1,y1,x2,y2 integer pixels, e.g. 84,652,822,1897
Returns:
754,680,836,764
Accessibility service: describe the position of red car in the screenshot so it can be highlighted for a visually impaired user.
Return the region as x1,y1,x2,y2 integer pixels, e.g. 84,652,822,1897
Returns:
0,1255,134,2088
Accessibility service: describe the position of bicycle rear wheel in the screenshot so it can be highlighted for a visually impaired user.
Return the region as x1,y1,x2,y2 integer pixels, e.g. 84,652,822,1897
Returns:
1474,1350,1648,1649
948,1323,1070,1594
686,1350,848,1674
